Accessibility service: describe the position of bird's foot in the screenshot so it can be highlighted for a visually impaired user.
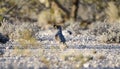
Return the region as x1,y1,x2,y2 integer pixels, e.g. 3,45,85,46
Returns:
59,43,68,51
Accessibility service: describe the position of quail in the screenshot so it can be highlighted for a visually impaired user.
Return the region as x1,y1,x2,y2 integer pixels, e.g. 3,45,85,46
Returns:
54,25,68,50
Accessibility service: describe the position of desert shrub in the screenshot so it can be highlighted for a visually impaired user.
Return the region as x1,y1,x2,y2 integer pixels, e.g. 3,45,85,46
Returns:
104,23,120,43
37,3,66,30
89,22,110,36
58,0,72,10
0,19,15,35
59,50,93,68
1,0,120,23
0,0,42,22
0,18,40,48
9,22,40,48
90,22,120,43
105,1,119,23
17,29,39,48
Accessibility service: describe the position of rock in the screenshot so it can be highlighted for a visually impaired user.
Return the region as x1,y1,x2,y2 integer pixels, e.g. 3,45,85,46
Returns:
0,33,9,44
0,49,4,55
83,62,90,68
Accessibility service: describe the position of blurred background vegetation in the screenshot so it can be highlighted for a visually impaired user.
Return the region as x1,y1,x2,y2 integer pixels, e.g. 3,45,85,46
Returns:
0,0,119,23
0,0,43,22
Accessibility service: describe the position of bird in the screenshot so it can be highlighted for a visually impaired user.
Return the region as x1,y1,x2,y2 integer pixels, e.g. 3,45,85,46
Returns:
55,25,66,43
54,25,68,50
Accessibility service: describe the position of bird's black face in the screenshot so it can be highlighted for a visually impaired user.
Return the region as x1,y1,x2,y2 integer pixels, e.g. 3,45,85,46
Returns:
53,25,57,29
53,25,61,29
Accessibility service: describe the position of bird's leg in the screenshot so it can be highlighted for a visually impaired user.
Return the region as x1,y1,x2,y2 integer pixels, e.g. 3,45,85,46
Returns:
59,42,68,51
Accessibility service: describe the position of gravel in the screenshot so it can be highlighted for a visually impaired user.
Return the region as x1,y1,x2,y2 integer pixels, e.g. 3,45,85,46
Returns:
0,30,120,69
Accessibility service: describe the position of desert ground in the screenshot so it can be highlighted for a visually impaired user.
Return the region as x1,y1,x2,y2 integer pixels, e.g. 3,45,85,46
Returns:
0,0,120,69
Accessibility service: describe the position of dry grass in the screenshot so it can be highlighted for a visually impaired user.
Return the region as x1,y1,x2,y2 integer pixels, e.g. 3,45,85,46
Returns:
8,22,40,49
0,19,15,35
59,50,93,68
39,0,50,7
40,56,50,68
37,8,65,30
90,22,120,43
12,47,32,57
18,29,39,48
105,1,119,23
17,30,39,48
37,0,68,30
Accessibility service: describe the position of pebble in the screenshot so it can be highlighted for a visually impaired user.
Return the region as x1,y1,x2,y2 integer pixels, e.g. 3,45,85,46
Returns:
0,30,120,69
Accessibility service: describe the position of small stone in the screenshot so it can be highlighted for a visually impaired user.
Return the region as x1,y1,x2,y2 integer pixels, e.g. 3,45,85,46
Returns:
75,63,80,68
83,63,90,68
0,49,4,55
